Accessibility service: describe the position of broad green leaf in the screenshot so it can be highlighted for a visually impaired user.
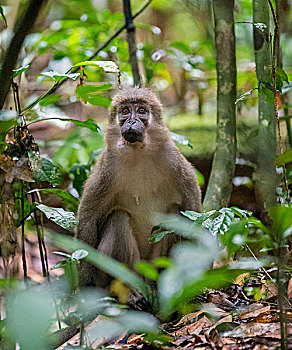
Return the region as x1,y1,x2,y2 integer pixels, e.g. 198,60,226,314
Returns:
73,60,120,73
276,149,292,166
50,234,153,303
13,65,30,78
33,158,63,187
51,260,67,270
77,85,111,107
29,188,79,213
211,208,235,236
0,111,18,142
41,71,80,83
170,131,193,148
36,203,78,231
72,249,88,260
235,89,255,104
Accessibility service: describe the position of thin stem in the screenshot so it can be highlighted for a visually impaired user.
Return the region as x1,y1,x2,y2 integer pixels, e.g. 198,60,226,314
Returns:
21,183,28,285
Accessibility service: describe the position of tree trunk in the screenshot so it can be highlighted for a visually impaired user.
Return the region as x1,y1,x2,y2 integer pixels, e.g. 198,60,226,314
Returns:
122,0,141,86
253,0,277,211
203,0,237,211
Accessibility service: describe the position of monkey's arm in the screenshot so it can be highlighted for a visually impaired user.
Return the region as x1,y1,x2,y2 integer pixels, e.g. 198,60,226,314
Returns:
168,145,202,213
76,151,115,248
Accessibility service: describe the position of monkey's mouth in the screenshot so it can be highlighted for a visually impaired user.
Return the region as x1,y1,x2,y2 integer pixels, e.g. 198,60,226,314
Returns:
122,130,144,143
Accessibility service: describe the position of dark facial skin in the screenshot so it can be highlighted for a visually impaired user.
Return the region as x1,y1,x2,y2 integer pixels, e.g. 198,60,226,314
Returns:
118,103,150,143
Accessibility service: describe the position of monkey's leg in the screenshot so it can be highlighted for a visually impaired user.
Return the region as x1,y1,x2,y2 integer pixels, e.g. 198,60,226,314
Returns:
95,210,140,288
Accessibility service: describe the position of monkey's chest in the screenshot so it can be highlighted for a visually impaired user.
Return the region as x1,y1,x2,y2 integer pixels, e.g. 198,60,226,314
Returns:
114,163,181,223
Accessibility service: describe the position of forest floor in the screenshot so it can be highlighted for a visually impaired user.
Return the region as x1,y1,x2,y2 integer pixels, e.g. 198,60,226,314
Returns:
18,233,292,350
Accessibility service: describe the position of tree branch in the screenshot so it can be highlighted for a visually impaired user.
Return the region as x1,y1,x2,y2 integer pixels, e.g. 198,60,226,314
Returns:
36,0,151,98
0,0,46,110
123,0,141,86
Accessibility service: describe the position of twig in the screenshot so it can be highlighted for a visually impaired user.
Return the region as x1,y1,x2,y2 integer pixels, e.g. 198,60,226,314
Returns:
21,183,28,285
123,0,141,86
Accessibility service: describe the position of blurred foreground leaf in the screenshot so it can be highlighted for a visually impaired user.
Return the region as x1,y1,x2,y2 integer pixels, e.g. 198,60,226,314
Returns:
50,234,154,304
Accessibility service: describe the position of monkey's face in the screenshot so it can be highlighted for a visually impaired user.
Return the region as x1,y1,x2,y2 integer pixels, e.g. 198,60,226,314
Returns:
117,103,150,143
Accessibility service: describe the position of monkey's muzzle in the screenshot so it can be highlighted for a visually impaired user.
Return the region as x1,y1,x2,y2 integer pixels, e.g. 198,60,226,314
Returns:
122,129,144,143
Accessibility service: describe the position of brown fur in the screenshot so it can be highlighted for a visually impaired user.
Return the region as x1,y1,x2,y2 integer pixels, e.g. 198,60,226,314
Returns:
76,87,201,287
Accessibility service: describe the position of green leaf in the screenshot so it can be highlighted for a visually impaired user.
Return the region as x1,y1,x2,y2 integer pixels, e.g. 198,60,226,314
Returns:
30,188,79,213
72,249,88,260
27,117,100,133
77,84,112,93
260,87,274,104
194,168,205,188
69,118,100,132
170,131,193,148
148,230,173,243
73,60,119,73
276,67,289,84
230,207,252,219
39,94,62,106
77,85,111,107
41,71,80,83
36,203,78,231
0,110,18,142
33,158,63,187
181,210,216,224
135,261,159,281
269,206,292,241
235,89,255,104
276,149,292,166
13,65,30,78
51,260,68,270
50,233,153,303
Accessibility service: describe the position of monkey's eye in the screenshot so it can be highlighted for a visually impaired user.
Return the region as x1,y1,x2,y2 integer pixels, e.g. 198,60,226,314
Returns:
137,107,147,114
121,107,130,115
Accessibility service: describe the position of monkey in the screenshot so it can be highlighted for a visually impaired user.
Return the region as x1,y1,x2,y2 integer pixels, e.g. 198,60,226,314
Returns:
76,86,201,288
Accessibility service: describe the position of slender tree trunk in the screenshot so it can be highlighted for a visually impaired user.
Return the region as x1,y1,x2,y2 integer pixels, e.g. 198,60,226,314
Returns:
203,0,237,211
0,0,46,110
122,0,141,86
253,0,277,211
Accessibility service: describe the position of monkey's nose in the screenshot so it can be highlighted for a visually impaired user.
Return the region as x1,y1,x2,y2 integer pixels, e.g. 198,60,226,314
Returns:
122,130,143,143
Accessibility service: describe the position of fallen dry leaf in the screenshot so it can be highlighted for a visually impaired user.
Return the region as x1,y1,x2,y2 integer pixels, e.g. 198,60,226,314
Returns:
239,303,270,320
172,315,213,337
